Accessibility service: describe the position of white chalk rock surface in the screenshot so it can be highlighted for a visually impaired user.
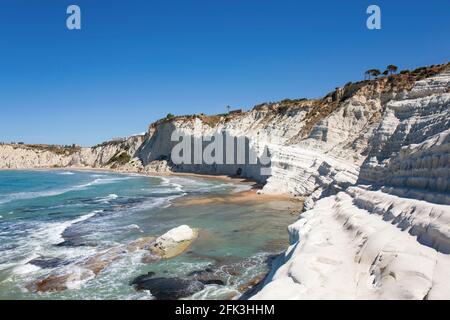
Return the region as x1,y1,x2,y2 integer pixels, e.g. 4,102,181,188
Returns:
252,190,450,299
149,225,198,259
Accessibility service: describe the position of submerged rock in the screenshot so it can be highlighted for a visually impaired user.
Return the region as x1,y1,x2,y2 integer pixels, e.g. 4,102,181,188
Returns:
27,266,95,293
28,256,67,269
141,252,162,264
27,247,125,293
55,239,88,247
186,267,226,286
131,276,205,300
82,246,125,275
187,267,214,277
199,279,225,286
130,271,156,285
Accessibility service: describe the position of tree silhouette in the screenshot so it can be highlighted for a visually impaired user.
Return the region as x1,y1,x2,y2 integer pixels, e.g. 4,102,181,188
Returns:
386,65,398,75
370,69,381,78
365,70,372,80
226,105,231,113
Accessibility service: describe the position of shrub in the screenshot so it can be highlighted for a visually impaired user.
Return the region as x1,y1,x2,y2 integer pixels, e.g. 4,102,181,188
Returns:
107,151,131,166
278,105,289,114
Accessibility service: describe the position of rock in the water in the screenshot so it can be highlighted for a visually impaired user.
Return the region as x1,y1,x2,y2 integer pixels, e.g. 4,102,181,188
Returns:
131,277,205,300
129,271,156,286
187,267,226,285
27,266,95,293
141,252,162,264
126,236,155,252
28,256,67,269
55,239,87,247
199,279,225,286
27,246,125,292
146,225,198,260
82,246,125,275
187,267,214,277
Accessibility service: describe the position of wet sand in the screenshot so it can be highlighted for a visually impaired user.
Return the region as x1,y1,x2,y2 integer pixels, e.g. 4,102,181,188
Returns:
174,189,303,213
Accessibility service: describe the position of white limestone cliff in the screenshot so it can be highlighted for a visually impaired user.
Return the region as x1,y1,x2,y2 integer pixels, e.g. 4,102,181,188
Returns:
252,66,450,300
0,135,144,171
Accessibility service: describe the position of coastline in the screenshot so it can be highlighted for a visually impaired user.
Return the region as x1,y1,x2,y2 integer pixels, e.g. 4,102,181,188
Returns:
0,166,300,201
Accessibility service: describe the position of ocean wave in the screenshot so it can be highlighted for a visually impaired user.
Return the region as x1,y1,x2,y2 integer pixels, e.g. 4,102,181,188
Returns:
13,261,41,275
232,184,253,193
58,171,75,175
3,210,103,275
30,210,102,246
123,224,142,232
159,176,234,194
76,177,131,189
161,176,208,188
128,196,178,212
146,187,184,195
0,177,131,205
0,189,74,205
155,177,187,195
95,194,119,204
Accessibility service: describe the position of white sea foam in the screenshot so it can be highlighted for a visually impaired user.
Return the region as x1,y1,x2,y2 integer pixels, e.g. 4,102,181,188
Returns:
64,266,96,290
129,196,176,212
124,224,142,232
7,210,103,276
154,176,188,195
0,177,131,205
8,252,41,275
147,187,184,195
233,184,253,193
0,262,18,272
13,262,41,275
30,210,101,246
95,194,119,203
76,177,131,189
191,285,238,300
58,171,75,175
0,189,72,205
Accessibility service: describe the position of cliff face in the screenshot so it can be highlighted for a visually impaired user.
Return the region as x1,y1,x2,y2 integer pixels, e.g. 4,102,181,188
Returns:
137,64,449,200
251,65,450,300
1,62,449,299
0,135,145,171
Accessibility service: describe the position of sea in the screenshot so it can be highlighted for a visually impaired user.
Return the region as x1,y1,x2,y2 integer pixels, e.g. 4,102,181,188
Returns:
0,170,295,299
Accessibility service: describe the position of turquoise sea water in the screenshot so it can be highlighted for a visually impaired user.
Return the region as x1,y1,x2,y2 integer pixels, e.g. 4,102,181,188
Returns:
0,170,295,300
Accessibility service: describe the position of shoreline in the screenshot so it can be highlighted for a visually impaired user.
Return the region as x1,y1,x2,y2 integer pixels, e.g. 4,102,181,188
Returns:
0,166,299,201
174,189,302,209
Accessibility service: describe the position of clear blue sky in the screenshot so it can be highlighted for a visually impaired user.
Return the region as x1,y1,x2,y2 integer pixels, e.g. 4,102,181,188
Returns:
1,0,449,146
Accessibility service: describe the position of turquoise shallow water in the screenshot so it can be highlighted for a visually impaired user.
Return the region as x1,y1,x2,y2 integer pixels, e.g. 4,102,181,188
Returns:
0,170,295,300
